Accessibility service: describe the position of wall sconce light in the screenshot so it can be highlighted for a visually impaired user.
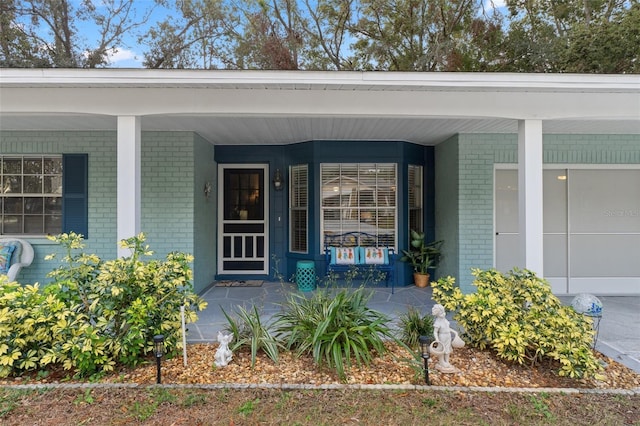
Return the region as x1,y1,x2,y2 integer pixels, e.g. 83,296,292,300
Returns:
272,168,284,191
419,335,431,385
154,334,165,384
204,182,212,198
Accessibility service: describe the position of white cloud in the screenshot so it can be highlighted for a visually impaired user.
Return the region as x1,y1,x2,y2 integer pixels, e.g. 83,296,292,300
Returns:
106,48,143,68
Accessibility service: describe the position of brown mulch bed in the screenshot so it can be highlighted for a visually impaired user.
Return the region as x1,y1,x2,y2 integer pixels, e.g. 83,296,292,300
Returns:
3,343,639,390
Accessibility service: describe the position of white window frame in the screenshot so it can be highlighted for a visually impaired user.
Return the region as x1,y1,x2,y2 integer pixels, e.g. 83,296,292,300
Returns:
320,163,397,251
1,155,63,236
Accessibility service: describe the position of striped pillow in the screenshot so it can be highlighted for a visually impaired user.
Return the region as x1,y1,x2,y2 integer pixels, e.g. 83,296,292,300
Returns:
0,244,16,275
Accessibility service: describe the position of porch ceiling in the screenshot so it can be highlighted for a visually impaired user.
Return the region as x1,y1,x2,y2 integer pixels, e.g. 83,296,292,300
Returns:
1,69,639,145
2,114,639,146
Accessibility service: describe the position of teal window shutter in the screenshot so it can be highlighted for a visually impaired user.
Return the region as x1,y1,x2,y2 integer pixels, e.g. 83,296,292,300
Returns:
62,154,88,238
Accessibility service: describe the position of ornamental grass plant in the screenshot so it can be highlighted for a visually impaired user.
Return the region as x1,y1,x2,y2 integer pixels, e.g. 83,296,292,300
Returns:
397,306,434,350
273,286,396,380
222,305,281,367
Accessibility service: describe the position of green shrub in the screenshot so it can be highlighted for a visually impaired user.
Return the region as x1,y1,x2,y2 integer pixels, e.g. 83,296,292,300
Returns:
222,305,281,367
0,274,113,378
274,286,394,380
0,281,53,377
397,306,434,350
431,268,602,379
0,232,207,378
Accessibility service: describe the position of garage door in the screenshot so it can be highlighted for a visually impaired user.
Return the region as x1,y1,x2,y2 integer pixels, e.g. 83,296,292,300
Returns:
495,168,640,295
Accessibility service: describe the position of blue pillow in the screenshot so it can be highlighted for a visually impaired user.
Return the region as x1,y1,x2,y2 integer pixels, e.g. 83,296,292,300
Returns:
358,247,389,265
6,242,21,263
330,247,358,265
0,244,17,275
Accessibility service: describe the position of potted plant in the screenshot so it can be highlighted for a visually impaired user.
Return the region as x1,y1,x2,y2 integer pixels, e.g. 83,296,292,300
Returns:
400,229,443,287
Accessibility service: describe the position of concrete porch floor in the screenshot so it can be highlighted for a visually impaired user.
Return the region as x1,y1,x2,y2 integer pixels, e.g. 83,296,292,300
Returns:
188,281,640,374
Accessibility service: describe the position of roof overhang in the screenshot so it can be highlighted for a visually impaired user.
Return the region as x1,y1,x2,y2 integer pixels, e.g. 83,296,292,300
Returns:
1,69,639,145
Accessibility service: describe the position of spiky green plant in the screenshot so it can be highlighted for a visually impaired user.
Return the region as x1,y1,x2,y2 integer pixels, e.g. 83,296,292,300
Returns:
397,306,434,350
274,286,394,380
222,305,280,367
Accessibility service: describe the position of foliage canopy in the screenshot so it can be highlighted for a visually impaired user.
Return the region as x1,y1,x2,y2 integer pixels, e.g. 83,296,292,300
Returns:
2,0,638,72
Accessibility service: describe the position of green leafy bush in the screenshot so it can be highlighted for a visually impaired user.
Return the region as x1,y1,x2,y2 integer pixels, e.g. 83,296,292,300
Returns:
397,306,434,350
431,268,602,379
0,281,55,377
274,286,394,380
0,232,207,378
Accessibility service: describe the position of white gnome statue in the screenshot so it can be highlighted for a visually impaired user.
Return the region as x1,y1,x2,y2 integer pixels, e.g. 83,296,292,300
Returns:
430,303,464,373
214,331,234,367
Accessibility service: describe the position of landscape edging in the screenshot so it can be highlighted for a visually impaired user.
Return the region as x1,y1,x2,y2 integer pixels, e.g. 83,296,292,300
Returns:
2,382,639,395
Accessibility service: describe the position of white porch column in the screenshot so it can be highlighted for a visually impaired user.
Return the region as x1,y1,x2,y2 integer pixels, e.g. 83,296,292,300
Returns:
518,119,544,276
117,116,141,257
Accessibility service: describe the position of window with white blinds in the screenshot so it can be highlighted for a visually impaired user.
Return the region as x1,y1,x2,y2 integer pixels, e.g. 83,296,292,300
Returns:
408,165,423,234
320,163,397,249
289,164,308,253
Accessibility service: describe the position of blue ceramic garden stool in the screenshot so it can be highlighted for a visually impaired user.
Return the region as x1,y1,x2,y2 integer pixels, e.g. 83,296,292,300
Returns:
296,260,316,292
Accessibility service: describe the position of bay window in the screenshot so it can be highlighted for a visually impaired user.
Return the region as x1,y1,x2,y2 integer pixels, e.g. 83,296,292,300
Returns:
321,163,397,249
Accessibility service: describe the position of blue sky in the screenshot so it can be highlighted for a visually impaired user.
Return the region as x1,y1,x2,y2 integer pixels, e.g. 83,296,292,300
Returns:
97,1,172,68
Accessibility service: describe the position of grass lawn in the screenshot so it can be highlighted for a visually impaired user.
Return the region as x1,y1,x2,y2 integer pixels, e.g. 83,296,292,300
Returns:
1,386,639,425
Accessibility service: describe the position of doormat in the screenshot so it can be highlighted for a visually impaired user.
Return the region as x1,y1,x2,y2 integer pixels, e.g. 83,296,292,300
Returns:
214,280,263,287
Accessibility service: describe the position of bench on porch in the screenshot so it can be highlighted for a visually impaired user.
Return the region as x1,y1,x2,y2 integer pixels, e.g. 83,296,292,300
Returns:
0,238,34,282
323,232,396,293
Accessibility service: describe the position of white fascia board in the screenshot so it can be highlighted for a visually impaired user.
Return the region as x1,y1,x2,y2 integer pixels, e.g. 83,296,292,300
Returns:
1,86,638,121
1,69,639,93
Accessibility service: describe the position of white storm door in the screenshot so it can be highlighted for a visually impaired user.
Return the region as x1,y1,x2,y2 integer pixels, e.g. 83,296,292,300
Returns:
218,164,269,274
